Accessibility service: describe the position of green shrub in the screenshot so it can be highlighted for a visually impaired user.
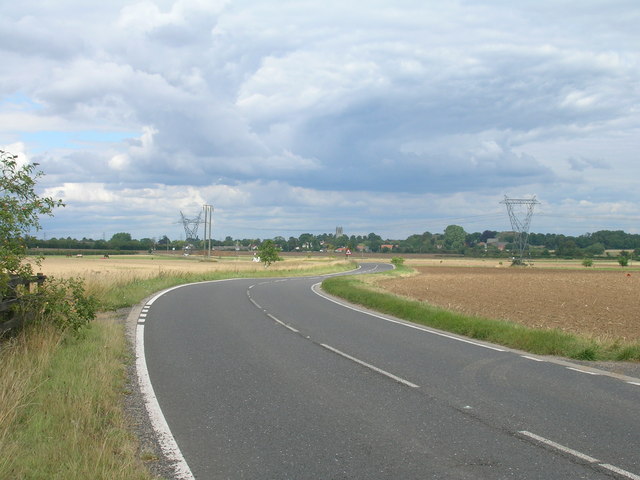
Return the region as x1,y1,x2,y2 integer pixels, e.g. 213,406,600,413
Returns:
391,257,405,267
582,258,593,267
15,277,97,333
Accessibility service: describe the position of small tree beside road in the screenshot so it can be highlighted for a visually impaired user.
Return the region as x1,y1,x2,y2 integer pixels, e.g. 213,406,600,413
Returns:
1,150,63,282
257,240,282,267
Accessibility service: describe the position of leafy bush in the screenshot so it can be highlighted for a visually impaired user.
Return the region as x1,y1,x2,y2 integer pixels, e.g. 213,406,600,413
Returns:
15,277,97,333
391,257,405,267
582,258,594,267
618,256,629,267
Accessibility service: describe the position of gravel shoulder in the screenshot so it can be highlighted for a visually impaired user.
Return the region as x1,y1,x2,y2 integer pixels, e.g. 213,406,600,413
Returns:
119,301,181,480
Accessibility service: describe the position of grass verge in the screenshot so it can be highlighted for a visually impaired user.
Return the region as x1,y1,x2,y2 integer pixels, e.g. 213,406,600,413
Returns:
0,260,355,479
322,272,640,362
0,321,154,480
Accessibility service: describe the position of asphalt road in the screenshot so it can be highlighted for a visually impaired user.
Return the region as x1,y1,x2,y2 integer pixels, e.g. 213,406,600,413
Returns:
139,263,640,479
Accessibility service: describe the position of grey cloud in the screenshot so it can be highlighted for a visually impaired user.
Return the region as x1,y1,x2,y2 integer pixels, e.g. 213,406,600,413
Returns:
567,156,611,171
3,0,640,238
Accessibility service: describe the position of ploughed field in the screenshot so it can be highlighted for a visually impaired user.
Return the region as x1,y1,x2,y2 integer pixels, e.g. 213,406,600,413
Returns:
376,266,640,341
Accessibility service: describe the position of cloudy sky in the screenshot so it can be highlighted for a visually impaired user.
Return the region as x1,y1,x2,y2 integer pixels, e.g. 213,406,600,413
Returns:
1,0,639,241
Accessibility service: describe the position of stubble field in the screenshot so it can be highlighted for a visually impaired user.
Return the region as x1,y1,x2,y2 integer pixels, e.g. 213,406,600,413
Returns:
36,253,346,279
33,254,640,341
376,259,640,341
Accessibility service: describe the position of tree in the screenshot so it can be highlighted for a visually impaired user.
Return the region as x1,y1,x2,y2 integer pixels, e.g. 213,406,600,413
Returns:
110,232,132,242
298,233,316,250
366,232,383,252
618,251,631,267
557,239,580,258
157,235,171,246
443,225,467,252
1,150,63,282
480,230,498,243
583,242,605,256
257,240,282,267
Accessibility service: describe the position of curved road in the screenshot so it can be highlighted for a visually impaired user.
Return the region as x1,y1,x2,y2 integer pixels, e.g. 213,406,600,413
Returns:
138,263,640,479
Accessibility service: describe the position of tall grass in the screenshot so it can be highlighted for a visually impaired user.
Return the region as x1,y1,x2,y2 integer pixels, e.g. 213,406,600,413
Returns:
0,320,154,479
0,326,61,474
322,274,640,362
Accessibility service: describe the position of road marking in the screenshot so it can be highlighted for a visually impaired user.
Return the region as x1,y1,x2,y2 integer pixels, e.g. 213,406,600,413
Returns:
313,283,504,352
320,343,419,389
267,313,299,333
519,431,640,479
136,324,195,480
566,367,600,376
627,382,640,387
521,355,544,362
146,277,242,306
249,298,261,308
599,464,640,480
518,431,600,463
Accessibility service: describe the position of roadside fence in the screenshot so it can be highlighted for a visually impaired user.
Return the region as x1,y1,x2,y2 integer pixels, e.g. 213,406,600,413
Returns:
0,274,47,336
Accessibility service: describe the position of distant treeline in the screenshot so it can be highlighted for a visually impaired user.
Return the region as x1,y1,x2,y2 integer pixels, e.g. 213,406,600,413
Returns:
25,228,640,259
28,249,139,256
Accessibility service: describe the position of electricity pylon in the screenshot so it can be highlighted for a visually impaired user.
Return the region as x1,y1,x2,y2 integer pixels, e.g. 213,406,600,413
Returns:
500,195,539,265
180,210,202,242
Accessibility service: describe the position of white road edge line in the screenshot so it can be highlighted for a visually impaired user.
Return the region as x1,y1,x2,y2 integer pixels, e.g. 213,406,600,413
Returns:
321,343,419,389
521,355,544,362
566,367,600,376
518,430,600,463
267,313,299,333
136,324,195,480
312,283,505,352
521,431,640,479
628,382,640,386
599,464,640,480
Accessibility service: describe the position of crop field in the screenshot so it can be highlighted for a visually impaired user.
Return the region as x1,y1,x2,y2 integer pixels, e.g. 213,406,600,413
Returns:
376,259,640,341
35,253,345,280
30,253,351,305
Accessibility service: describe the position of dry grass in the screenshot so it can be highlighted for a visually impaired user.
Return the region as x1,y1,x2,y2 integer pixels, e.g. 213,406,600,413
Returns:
36,254,345,280
0,325,63,474
33,254,350,304
0,318,158,479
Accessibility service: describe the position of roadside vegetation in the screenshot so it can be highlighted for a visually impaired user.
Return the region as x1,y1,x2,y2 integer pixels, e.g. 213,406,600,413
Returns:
322,264,640,362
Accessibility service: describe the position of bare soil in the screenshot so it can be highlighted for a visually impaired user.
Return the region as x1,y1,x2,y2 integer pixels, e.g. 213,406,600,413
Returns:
376,266,640,341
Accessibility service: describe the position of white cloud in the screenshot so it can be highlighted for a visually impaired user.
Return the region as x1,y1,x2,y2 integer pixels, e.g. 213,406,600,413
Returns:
108,153,130,171
0,142,30,168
